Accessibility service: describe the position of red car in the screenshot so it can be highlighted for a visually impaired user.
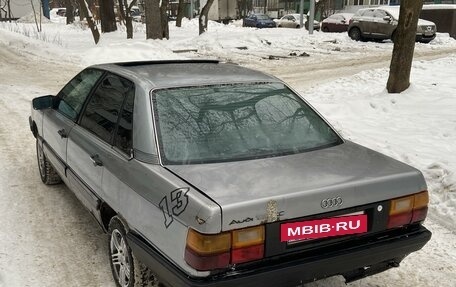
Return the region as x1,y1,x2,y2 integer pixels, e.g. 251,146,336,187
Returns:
321,13,354,32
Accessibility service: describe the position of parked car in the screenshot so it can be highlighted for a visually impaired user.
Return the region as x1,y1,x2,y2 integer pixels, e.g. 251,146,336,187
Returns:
276,14,320,30
243,14,276,28
130,6,142,22
321,13,354,32
348,7,436,43
30,60,431,287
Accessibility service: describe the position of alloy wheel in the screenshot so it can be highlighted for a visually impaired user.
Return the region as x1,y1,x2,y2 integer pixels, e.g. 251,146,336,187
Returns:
110,229,131,287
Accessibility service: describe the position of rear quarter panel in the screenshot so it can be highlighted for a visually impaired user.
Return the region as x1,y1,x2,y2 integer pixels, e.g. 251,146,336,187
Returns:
100,156,222,277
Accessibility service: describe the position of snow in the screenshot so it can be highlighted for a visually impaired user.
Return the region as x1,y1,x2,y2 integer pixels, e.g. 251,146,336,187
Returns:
423,4,456,10
0,15,455,287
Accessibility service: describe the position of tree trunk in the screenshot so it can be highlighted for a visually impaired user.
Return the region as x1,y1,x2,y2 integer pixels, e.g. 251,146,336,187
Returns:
118,0,126,24
176,0,185,27
199,0,215,35
237,0,251,18
145,0,163,39
124,0,137,39
387,0,423,93
160,0,170,39
7,0,12,22
99,0,117,33
78,0,100,44
65,0,75,24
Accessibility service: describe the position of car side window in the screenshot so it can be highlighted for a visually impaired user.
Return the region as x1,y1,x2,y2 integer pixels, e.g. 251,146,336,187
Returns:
114,87,135,154
361,10,375,17
80,74,134,144
374,10,387,18
56,69,104,121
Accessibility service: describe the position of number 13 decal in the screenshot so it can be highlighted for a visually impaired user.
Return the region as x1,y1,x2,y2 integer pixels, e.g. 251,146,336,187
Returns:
159,188,189,228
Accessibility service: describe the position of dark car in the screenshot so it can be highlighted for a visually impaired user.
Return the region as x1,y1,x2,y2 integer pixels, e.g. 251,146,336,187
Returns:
321,13,354,32
243,14,277,28
348,7,436,43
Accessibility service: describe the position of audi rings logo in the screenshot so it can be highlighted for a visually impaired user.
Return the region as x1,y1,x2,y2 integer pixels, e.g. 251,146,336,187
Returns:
321,197,343,209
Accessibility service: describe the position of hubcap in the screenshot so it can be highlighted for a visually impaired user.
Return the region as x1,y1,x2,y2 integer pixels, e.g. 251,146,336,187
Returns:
110,229,131,287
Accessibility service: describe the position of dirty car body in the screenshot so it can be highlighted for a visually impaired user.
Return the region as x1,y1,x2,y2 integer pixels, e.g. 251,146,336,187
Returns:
348,7,436,43
29,60,431,287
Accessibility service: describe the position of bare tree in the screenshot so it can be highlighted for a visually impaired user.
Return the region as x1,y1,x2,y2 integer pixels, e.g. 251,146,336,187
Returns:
99,0,117,33
176,0,185,27
30,0,42,32
0,0,6,20
118,0,126,24
145,0,162,39
78,0,100,44
199,0,215,35
2,0,12,22
65,0,75,24
237,0,252,18
387,0,423,93
160,0,170,39
316,0,336,19
124,0,138,39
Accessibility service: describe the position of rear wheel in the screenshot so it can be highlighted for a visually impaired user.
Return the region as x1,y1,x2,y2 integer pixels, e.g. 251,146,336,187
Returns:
349,27,362,41
323,26,329,32
108,217,159,287
36,140,61,185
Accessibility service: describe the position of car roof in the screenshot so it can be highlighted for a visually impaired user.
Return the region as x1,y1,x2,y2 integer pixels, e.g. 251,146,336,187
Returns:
91,60,279,90
333,13,354,18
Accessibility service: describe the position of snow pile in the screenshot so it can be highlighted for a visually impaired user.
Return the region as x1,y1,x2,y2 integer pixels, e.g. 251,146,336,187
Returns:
82,39,183,65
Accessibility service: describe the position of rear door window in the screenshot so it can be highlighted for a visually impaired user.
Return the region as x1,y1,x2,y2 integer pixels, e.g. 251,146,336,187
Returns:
114,88,135,154
80,74,134,144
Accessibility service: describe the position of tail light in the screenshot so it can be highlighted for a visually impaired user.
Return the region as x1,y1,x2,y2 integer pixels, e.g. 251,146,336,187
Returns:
185,226,265,271
387,191,429,229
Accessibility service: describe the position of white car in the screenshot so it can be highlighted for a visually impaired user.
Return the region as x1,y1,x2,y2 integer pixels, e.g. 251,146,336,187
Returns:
276,14,320,30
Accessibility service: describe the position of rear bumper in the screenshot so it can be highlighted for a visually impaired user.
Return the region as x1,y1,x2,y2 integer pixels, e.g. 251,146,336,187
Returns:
128,225,431,287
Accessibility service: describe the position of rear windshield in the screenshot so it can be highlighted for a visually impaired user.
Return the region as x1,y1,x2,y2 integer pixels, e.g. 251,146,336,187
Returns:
153,83,342,165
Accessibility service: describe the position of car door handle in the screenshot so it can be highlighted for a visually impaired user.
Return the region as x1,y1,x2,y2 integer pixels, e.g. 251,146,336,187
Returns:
57,129,67,138
90,154,103,167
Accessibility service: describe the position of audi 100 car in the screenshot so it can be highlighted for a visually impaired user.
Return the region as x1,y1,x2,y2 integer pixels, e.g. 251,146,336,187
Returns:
29,60,431,287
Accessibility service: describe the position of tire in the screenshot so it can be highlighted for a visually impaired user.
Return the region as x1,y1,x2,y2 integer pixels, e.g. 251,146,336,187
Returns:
391,30,399,43
296,25,300,29
349,27,362,41
108,217,158,287
323,26,329,32
36,140,61,185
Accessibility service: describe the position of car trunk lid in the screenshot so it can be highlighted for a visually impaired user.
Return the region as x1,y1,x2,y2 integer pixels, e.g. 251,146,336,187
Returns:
166,141,426,232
